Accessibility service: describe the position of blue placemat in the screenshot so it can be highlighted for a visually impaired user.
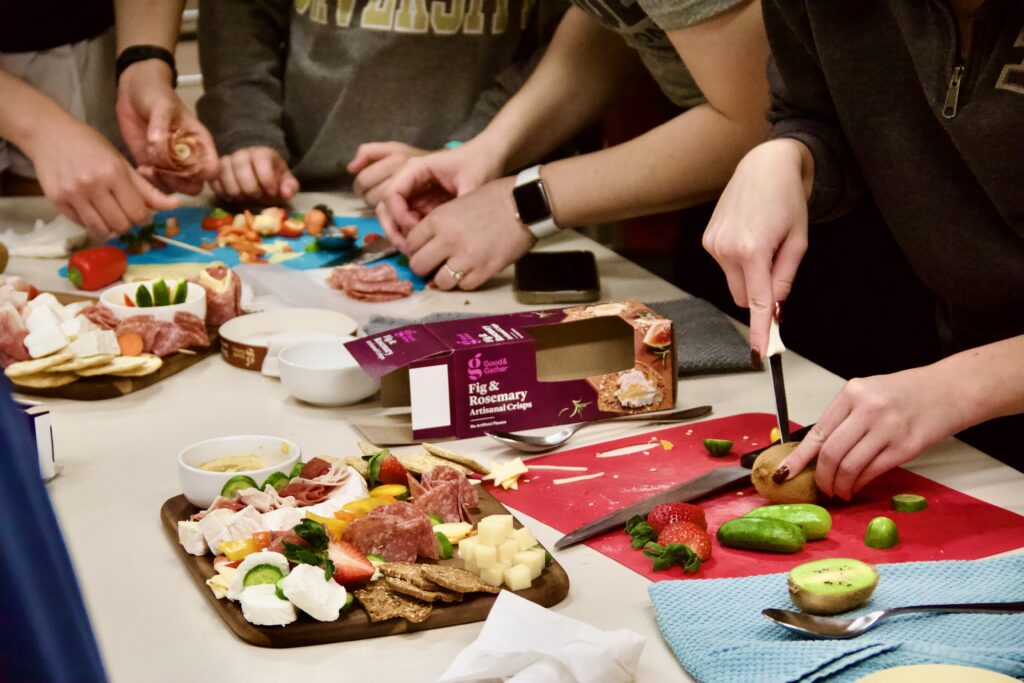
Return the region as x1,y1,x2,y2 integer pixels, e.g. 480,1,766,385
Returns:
57,207,424,287
648,556,1024,683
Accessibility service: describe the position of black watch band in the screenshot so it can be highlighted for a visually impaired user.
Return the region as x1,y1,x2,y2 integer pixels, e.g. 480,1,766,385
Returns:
116,45,178,88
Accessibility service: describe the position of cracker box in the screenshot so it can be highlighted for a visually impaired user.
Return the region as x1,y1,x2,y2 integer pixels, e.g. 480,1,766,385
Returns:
345,300,676,440
14,399,57,480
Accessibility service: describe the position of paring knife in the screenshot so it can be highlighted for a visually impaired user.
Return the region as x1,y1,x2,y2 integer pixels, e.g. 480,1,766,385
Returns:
328,235,398,266
766,319,791,442
553,423,814,550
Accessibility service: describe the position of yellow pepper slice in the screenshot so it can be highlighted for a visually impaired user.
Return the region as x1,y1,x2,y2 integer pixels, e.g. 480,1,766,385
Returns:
369,484,408,500
218,538,259,561
342,496,396,515
306,511,347,540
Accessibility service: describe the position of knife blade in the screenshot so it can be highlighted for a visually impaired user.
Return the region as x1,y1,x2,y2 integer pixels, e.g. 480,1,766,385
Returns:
769,354,791,443
552,423,814,550
329,235,398,266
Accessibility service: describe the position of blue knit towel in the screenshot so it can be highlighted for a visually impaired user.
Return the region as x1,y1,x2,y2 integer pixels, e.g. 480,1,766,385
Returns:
648,556,1024,683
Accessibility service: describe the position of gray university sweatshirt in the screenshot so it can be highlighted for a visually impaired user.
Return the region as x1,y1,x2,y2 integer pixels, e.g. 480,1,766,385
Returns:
197,0,566,190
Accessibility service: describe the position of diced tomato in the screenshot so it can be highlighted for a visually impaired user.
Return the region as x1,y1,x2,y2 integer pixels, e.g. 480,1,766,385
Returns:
202,214,233,231
252,531,273,549
276,218,305,238
123,293,135,307
363,232,381,245
26,285,39,301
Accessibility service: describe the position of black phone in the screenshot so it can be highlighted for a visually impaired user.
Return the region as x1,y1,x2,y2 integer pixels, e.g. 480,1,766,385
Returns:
514,250,601,304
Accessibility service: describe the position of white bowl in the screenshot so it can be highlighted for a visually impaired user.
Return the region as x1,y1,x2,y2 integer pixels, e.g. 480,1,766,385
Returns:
100,279,207,323
178,435,301,508
278,337,379,407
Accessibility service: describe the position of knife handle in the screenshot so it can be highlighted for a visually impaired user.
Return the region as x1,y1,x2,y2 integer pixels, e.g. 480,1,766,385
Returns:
739,423,814,469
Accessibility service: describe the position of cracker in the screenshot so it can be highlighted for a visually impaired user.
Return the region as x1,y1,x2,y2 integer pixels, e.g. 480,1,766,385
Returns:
353,581,432,623
421,443,490,475
354,442,470,476
418,565,501,594
378,562,443,591
4,350,75,378
9,372,79,389
343,456,369,477
75,355,150,377
107,354,163,377
384,576,463,604
48,354,115,373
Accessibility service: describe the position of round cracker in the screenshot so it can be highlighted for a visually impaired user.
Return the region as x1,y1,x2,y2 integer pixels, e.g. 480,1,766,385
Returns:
48,354,116,373
10,372,80,389
107,354,163,377
5,350,75,378
75,355,150,377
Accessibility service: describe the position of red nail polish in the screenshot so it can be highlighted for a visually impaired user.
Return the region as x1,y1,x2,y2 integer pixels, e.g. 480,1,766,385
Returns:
751,348,762,370
774,300,785,324
772,465,790,484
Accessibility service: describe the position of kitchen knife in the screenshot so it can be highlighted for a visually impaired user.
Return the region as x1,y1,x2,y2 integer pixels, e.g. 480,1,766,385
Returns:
766,319,791,442
553,423,814,550
328,234,398,266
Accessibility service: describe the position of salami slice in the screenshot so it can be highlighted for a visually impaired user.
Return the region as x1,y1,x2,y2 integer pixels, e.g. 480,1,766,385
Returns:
342,501,439,562
79,304,119,330
115,315,162,352
412,482,462,523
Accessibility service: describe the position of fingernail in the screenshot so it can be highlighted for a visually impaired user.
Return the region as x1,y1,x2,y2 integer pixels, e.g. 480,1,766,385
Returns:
772,465,790,484
750,348,762,370
774,300,785,324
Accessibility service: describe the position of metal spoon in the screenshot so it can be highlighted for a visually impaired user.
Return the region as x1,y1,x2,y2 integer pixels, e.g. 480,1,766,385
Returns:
486,405,712,454
763,601,1024,639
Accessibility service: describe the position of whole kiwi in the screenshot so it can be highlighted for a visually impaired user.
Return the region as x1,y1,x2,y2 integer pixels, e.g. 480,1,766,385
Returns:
0,241,8,274
751,442,819,503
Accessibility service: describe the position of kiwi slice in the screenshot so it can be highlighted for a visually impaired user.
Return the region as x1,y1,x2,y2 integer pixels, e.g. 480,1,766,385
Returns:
788,557,879,615
891,493,927,513
702,439,734,457
864,516,900,549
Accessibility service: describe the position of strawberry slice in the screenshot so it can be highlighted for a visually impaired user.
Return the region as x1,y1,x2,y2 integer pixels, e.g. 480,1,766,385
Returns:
647,503,707,533
327,539,375,588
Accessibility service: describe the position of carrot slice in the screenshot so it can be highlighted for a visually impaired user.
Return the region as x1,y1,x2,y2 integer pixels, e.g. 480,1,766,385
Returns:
117,332,144,357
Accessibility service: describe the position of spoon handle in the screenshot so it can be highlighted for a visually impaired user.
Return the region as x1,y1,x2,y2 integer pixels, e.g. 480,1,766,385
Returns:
887,601,1024,617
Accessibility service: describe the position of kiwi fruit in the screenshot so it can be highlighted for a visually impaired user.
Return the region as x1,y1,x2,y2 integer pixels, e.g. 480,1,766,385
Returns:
751,442,819,504
0,241,8,274
788,558,879,615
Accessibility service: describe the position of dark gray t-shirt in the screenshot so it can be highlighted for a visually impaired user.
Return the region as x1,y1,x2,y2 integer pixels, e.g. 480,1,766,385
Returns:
571,0,747,108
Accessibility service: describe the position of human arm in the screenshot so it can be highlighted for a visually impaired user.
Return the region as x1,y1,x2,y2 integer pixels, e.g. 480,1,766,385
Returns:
0,70,177,241
196,0,296,202
114,0,218,194
774,335,1024,500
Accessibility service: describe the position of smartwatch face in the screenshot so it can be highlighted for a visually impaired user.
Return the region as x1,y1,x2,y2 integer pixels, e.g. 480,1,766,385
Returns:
513,181,551,225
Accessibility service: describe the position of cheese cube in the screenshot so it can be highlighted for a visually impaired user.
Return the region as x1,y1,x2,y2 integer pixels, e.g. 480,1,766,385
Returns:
477,515,514,547
226,506,264,541
24,327,68,358
503,563,532,591
463,555,478,574
474,543,498,569
239,584,297,626
458,536,479,561
497,539,520,565
59,315,98,340
513,549,545,580
198,508,235,555
177,521,209,556
479,562,509,588
512,527,538,552
25,293,62,317
61,301,91,319
69,330,120,358
24,305,62,334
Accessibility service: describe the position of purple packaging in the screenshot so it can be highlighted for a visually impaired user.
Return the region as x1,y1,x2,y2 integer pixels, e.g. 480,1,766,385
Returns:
345,300,676,439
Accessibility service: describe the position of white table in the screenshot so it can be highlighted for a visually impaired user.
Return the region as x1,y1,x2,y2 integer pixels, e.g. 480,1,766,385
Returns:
3,194,1022,683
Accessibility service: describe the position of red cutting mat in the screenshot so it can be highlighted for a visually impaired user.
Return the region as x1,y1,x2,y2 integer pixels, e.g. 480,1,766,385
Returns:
488,413,1024,581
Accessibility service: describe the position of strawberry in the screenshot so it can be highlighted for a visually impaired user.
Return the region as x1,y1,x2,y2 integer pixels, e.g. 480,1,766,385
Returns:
327,539,375,588
377,454,409,486
647,503,707,534
657,521,712,561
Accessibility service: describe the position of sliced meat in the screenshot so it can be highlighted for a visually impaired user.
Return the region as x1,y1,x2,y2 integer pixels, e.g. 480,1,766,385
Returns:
174,312,210,347
342,501,438,562
190,496,246,522
115,315,162,352
278,480,329,506
300,457,332,480
0,301,30,367
236,485,296,513
412,482,462,524
195,266,241,327
353,264,399,283
326,263,412,302
151,313,211,357
267,528,307,555
418,466,479,522
155,128,206,178
79,304,119,330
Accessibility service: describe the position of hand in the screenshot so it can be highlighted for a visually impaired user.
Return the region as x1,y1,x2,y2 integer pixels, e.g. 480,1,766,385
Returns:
116,60,219,194
702,139,812,357
378,141,506,250
347,141,429,207
402,177,535,291
775,365,965,500
30,120,179,242
210,147,299,204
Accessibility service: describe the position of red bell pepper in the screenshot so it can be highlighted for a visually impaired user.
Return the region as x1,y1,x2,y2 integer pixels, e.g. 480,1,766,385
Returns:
67,246,127,291
202,209,233,231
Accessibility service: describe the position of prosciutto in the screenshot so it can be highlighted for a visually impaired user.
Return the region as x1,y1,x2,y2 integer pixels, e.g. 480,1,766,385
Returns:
0,301,29,367
155,128,206,178
411,466,479,523
278,460,352,506
237,486,296,513
190,496,246,522
79,303,119,330
342,501,439,563
195,266,241,327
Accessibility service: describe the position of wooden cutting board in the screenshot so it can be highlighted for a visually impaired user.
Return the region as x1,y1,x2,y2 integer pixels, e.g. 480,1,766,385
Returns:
13,292,218,401
160,487,571,648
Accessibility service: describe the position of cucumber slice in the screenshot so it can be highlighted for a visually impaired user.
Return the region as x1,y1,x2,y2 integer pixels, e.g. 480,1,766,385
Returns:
243,563,285,587
864,516,899,549
891,493,927,513
275,577,287,600
702,438,734,457
435,532,454,560
366,553,387,566
341,592,354,612
220,474,259,498
135,284,153,307
428,514,444,526
289,461,304,479
172,279,188,304
152,279,170,306
262,472,290,493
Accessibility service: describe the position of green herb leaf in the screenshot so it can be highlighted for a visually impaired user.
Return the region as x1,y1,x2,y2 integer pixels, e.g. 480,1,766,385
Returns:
282,542,322,568
642,541,701,573
292,519,329,552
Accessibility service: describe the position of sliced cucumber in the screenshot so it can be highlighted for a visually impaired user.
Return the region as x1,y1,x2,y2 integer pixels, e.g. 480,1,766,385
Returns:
864,516,899,549
172,279,188,304
436,532,454,560
220,474,259,498
243,563,285,587
702,438,734,457
366,553,387,566
135,284,153,307
262,472,290,493
289,461,304,479
275,577,287,600
341,592,354,612
891,493,927,513
428,514,444,526
152,279,170,306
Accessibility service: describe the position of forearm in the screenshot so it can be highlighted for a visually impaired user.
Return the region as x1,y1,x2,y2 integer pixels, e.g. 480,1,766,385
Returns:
472,6,640,173
114,0,184,51
0,72,78,157
543,101,769,227
939,335,1024,430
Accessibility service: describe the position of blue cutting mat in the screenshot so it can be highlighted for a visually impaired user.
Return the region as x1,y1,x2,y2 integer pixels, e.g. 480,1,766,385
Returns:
57,207,424,287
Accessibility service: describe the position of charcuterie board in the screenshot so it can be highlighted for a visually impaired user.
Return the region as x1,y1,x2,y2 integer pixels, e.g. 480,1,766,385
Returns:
160,486,571,648
12,292,218,401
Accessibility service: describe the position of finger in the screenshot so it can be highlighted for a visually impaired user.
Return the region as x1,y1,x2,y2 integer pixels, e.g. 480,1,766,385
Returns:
347,142,400,174
830,430,887,501
851,448,902,496
407,236,449,280
375,201,407,252
279,169,299,200
770,230,807,306
777,395,853,483
435,261,472,291
219,157,242,198
190,122,220,180
54,199,84,231
251,152,280,198
92,190,134,234
742,255,775,358
405,217,438,255
721,263,749,311
231,154,263,198
130,170,179,212
211,178,224,196
354,155,403,201
146,103,173,151
814,418,870,499
111,172,153,227
74,199,113,243
383,161,442,233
